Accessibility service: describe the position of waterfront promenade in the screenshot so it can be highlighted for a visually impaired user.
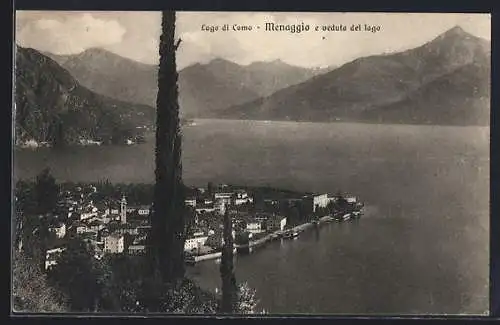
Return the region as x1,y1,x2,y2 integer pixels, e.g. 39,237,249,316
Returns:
187,215,342,263
235,216,335,252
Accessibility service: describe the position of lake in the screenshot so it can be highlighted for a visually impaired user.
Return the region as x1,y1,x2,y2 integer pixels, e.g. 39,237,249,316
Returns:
13,119,490,315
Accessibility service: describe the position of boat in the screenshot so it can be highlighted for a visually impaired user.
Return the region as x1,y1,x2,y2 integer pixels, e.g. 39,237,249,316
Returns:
341,213,352,221
282,231,299,239
352,211,362,218
322,216,334,222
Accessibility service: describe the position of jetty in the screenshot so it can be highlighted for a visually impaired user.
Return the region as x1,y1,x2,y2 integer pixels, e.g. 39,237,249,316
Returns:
185,190,364,263
233,211,360,254
186,247,237,265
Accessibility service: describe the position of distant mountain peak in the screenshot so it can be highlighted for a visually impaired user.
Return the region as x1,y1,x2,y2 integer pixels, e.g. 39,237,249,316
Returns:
437,25,476,41
248,59,289,66
447,25,466,34
79,47,118,57
219,23,489,126
202,57,244,71
271,58,286,64
208,57,235,65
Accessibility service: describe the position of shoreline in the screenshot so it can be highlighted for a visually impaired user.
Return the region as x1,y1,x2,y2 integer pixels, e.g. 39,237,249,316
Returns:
188,215,341,264
188,247,238,263
240,215,340,250
183,117,489,129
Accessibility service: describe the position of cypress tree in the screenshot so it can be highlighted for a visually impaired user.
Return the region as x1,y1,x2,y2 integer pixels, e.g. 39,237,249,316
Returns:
148,11,185,283
31,168,59,271
219,210,238,313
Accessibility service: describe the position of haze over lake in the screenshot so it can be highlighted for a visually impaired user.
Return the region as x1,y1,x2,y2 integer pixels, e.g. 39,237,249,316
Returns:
14,119,489,314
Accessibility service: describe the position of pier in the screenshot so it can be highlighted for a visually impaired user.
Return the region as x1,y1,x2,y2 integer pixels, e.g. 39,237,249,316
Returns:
187,211,361,263
234,215,337,254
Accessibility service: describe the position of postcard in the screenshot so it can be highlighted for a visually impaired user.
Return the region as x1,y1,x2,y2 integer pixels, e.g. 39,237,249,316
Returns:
12,11,490,316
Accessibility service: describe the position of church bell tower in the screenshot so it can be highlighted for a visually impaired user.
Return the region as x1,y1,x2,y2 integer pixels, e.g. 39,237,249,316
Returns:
120,195,127,224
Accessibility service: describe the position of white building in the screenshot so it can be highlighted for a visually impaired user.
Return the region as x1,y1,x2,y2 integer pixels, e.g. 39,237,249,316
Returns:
246,221,264,234
279,217,287,231
184,235,209,252
235,190,248,199
234,190,253,205
49,223,66,238
138,207,150,216
127,205,150,216
267,216,287,231
192,230,205,237
104,234,125,254
235,197,253,205
126,207,137,214
313,194,329,211
214,192,233,205
80,210,98,220
45,247,66,270
345,196,357,204
76,224,92,234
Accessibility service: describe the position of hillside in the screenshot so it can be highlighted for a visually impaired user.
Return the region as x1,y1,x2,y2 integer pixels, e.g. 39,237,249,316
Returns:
15,46,155,147
177,58,260,117
43,49,329,118
220,26,490,126
363,61,490,125
43,48,159,112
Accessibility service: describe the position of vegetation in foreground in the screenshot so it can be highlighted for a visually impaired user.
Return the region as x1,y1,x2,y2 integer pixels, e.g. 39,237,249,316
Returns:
12,169,260,313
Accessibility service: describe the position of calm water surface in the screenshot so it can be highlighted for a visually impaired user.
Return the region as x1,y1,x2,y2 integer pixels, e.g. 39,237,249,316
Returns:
14,119,490,315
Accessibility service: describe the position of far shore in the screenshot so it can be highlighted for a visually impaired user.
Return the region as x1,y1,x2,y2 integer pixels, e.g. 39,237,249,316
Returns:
14,118,489,150
181,117,489,128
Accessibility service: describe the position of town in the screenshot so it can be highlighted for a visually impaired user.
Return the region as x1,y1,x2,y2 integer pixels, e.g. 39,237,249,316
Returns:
15,178,364,272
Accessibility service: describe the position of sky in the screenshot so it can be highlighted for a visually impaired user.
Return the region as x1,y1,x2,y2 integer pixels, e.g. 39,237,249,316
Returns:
15,11,491,69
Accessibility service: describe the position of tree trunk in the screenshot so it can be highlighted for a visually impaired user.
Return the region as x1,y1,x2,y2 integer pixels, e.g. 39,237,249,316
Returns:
219,210,237,313
148,10,185,283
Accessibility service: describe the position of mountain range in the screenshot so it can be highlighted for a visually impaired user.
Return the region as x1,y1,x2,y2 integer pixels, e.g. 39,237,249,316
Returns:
16,25,490,148
42,49,331,118
15,46,155,146
218,26,490,126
